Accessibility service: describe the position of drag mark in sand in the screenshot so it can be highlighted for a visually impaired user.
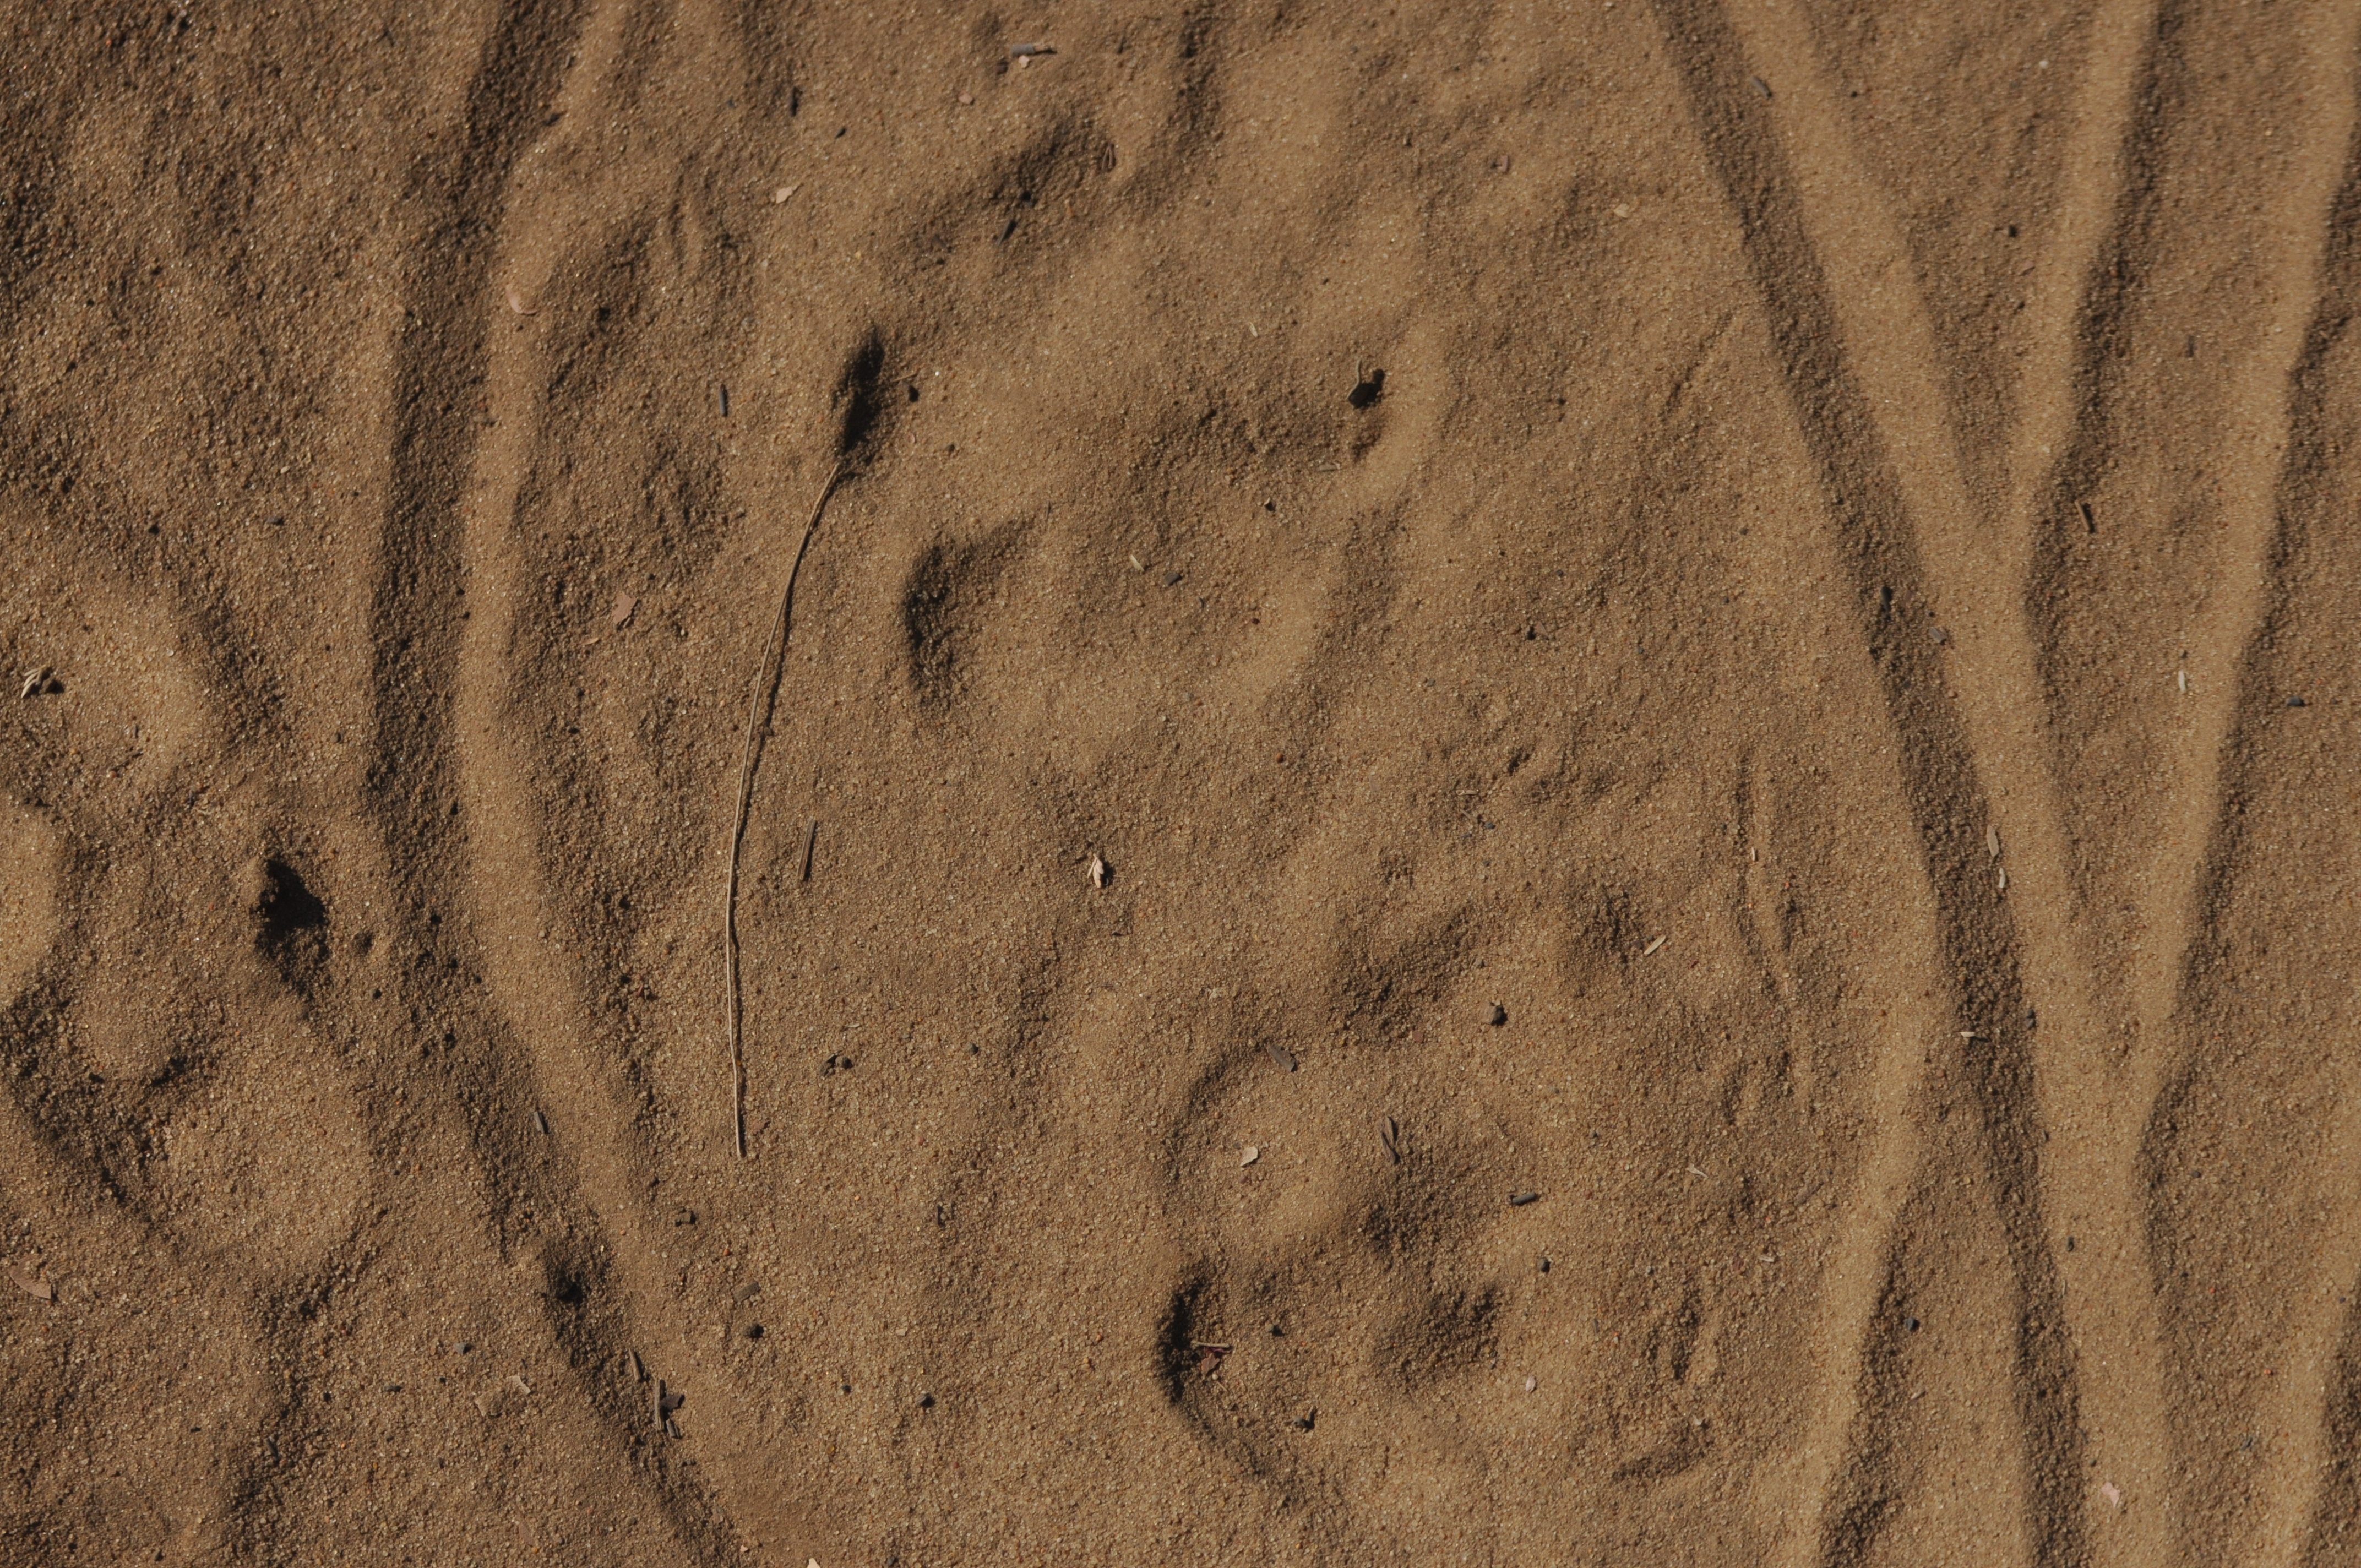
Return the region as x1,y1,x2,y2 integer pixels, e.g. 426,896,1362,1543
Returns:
723,462,846,1161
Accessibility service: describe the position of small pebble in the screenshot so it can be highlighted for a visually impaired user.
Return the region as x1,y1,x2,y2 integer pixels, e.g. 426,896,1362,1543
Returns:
1162,570,1184,587
1509,1190,1539,1207
1239,1145,1260,1167
744,1323,765,1340
2288,695,2309,707
919,1391,936,1409
1265,1041,1297,1072
1486,1003,1508,1027
1524,1376,1538,1392
454,1341,474,1355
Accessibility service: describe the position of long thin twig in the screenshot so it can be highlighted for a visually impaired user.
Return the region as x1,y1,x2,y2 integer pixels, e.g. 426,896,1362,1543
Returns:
725,462,846,1159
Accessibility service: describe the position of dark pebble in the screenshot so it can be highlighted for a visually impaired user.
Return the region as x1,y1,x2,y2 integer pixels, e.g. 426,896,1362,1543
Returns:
918,1391,935,1409
1266,1041,1298,1072
744,1323,764,1340
1162,570,1184,587
1906,1317,1921,1332
1509,1190,1539,1207
2288,695,2309,707
1486,1003,1508,1027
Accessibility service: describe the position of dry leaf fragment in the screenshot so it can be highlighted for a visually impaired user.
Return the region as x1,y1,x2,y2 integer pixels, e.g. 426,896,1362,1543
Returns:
610,592,636,628
8,1266,52,1302
1642,935,1667,957
1087,853,1110,888
504,284,538,317
1239,1145,1260,1167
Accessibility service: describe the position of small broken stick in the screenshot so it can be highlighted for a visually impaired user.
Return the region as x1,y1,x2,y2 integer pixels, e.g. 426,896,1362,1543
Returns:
723,464,848,1159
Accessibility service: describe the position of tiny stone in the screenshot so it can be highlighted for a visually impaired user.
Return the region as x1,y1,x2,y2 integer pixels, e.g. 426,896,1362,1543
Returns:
455,1341,474,1355
1539,1257,1552,1273
1906,1316,1922,1332
1162,570,1184,586
1509,1190,1539,1207
1524,1376,1538,1392
744,1323,765,1340
918,1391,935,1409
1486,1003,1508,1027
2288,695,2309,707
1239,1145,1260,1167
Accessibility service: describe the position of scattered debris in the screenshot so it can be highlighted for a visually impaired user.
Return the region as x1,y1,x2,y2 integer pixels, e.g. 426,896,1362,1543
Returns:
959,91,975,105
630,1351,647,1382
1750,75,1773,98
823,1053,854,1076
1930,625,1950,645
1239,1145,1260,1167
745,1322,765,1340
2101,1481,2122,1509
718,384,731,418
771,184,798,203
509,1373,532,1395
802,818,820,883
2178,668,2188,694
8,1265,52,1302
504,284,538,317
918,1391,934,1408
1524,1375,1538,1392
1485,1003,1508,1027
1347,368,1385,409
1986,825,2001,859
1009,42,1055,57
18,668,49,699
1129,553,1146,572
1509,1190,1539,1207
533,1108,550,1136
1088,853,1111,888
1642,936,1667,957
1161,570,1184,587
1292,1406,1316,1430
1190,1342,1231,1373
1380,1116,1400,1165
1265,1041,1297,1072
2288,695,2309,708
1998,866,2009,891
656,1380,685,1438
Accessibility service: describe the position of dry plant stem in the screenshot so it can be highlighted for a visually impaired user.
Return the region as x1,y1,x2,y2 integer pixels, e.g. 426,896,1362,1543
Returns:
725,462,846,1159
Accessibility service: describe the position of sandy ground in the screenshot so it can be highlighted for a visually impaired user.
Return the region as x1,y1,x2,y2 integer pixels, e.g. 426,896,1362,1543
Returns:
3,1,2360,1563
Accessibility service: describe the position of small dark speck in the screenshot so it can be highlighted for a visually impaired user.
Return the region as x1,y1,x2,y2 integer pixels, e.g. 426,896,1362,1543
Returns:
1162,570,1184,587
2287,695,2308,707
998,217,1019,243
835,126,847,138
1906,1316,1921,1332
744,1323,764,1340
1539,1257,1552,1273
383,1382,403,1392
1348,368,1386,409
1750,75,1772,97
918,1391,935,1409
1509,1190,1539,1207
2066,1235,2077,1251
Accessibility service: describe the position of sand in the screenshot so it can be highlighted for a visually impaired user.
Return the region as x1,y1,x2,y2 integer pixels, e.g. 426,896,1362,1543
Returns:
3,1,2358,1562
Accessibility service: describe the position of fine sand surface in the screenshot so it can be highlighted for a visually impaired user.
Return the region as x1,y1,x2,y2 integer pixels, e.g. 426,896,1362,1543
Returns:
4,2,2360,1563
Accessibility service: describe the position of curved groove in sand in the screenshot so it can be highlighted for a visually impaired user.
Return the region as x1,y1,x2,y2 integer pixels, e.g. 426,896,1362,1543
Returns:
2206,16,2361,1561
1657,0,2190,1559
